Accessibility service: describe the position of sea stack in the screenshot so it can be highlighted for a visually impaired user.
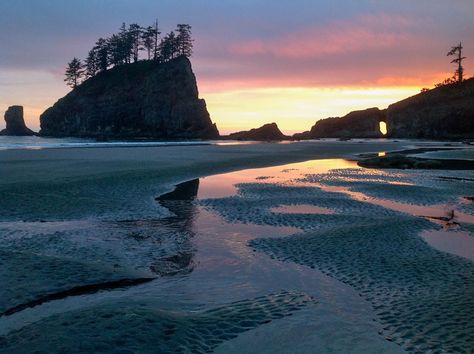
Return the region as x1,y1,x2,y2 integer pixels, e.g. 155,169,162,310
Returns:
40,56,219,139
225,123,287,140
386,77,474,139
295,108,386,139
0,106,35,136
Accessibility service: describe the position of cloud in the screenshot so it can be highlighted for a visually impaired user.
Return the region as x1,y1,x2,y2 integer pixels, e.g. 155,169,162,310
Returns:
229,14,418,59
195,12,474,91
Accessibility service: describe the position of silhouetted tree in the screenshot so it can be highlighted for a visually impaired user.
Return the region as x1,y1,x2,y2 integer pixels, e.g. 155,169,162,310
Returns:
435,77,457,88
85,49,99,78
108,33,127,66
67,20,195,84
142,25,158,60
159,31,179,62
118,23,132,64
176,24,193,57
447,42,466,84
64,58,84,88
94,38,109,72
128,23,143,63
152,20,161,60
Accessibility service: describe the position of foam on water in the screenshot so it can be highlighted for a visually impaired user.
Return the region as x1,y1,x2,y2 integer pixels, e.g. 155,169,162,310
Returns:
0,136,215,151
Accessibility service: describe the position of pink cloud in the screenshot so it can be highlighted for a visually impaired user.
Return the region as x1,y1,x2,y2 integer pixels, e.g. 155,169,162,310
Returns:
229,14,419,59
193,12,463,91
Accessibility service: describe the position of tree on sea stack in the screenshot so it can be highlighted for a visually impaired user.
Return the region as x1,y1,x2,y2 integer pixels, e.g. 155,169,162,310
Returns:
435,42,467,88
85,49,99,78
94,38,109,72
64,58,84,88
159,31,179,61
176,24,193,57
128,23,143,63
63,20,195,87
447,42,466,84
152,20,161,60
142,22,160,60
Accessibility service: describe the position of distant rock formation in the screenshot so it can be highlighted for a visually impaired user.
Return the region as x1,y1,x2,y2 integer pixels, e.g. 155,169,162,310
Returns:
0,106,35,136
225,123,287,141
386,78,474,139
291,130,312,140
40,56,219,139
294,108,386,139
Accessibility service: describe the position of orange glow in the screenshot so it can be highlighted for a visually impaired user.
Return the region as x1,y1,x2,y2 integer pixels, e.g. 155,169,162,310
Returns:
0,69,68,132
379,121,387,135
203,86,421,135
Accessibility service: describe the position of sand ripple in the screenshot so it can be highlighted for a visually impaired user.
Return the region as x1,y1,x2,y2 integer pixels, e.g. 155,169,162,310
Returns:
0,291,315,353
203,168,474,353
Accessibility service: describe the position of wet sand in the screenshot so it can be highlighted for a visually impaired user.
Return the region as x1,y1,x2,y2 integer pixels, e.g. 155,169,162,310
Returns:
1,140,473,353
0,140,411,222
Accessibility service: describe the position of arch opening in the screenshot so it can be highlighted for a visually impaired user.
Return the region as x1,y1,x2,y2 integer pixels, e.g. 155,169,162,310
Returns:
379,121,387,136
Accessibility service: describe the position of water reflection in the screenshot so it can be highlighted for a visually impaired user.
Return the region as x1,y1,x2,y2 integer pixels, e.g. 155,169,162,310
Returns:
197,159,358,199
118,179,204,277
421,229,474,261
194,158,474,261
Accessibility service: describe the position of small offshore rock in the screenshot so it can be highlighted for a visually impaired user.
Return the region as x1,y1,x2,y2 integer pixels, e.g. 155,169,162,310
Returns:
0,105,35,136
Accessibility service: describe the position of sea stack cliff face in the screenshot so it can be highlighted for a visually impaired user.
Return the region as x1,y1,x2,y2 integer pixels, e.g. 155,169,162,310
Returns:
386,78,474,139
0,106,35,136
40,56,219,139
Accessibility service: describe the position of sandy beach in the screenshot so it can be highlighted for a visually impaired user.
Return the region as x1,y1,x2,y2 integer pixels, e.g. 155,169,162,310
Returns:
0,139,411,222
1,139,473,353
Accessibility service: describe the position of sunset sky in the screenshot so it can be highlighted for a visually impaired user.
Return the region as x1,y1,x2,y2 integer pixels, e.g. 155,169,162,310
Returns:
0,0,473,134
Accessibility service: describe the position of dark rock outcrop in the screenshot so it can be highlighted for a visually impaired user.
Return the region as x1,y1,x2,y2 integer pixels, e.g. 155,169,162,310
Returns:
295,108,386,139
358,154,474,170
0,106,35,136
224,123,287,141
40,57,219,139
292,130,312,140
386,78,474,139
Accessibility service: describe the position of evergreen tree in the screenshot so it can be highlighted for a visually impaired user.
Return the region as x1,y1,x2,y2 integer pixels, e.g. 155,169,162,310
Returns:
85,49,99,78
176,24,193,57
152,20,161,60
159,32,178,62
118,23,132,64
94,38,109,72
65,20,196,80
64,57,84,88
128,23,143,63
108,33,127,66
142,25,158,60
447,42,466,84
